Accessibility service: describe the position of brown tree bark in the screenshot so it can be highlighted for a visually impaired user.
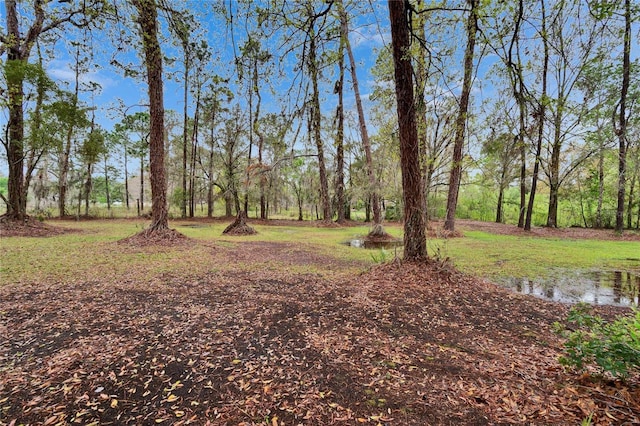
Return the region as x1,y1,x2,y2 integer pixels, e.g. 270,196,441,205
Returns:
337,0,382,227
414,1,430,224
546,94,564,228
2,0,101,220
444,0,478,232
525,0,548,231
3,0,43,220
388,0,426,261
133,0,168,231
615,0,631,233
308,29,331,221
334,21,346,224
58,45,82,218
181,53,189,219
188,88,201,218
508,0,527,229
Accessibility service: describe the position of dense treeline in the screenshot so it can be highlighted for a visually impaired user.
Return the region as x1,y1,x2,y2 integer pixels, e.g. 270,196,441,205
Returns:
1,0,638,233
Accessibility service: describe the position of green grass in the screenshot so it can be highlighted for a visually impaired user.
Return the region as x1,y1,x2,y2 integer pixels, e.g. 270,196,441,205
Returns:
1,219,638,286
430,230,640,279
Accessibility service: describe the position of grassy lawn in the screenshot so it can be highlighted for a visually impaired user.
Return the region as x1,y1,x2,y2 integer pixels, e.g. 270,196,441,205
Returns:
1,219,638,286
434,230,640,279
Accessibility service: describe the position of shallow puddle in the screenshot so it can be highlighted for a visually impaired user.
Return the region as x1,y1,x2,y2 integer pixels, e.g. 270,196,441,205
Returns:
343,239,403,249
498,270,640,307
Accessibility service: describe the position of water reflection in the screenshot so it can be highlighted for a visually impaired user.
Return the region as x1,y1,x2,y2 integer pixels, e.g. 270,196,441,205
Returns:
500,270,639,307
344,239,403,249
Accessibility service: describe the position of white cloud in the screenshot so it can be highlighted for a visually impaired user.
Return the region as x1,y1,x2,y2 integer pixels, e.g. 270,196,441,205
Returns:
47,61,115,94
350,26,389,49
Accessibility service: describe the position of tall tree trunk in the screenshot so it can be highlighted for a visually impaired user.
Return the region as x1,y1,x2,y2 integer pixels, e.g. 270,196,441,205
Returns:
4,1,26,220
207,118,216,218
334,23,346,224
308,30,331,221
508,0,527,229
84,163,92,216
104,156,111,210
58,46,81,218
627,169,635,229
496,168,506,223
224,187,233,216
3,0,46,220
444,0,478,232
415,1,429,224
139,155,144,212
615,0,631,233
22,43,47,213
244,75,254,215
388,0,426,260
596,145,604,228
252,61,267,220
3,0,91,219
181,55,189,219
546,96,564,228
188,89,201,218
337,0,381,226
123,148,130,210
525,0,548,231
518,138,526,227
134,0,168,231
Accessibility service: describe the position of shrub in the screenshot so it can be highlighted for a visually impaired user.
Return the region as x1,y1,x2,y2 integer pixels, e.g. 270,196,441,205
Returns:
555,303,640,378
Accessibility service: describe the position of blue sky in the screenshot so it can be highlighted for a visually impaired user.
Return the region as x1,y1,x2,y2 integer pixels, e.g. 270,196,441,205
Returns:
0,1,397,177
33,1,392,136
2,1,637,179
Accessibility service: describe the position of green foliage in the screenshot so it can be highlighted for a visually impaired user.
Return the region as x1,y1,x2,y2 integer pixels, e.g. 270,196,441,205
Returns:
0,177,7,197
171,187,187,209
79,129,107,164
555,303,640,378
384,204,401,221
92,176,125,204
370,249,390,264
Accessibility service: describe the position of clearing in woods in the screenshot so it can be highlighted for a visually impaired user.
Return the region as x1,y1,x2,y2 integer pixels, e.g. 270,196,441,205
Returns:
0,218,638,425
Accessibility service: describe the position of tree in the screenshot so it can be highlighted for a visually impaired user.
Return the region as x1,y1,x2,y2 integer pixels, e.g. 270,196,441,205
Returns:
333,14,347,224
444,0,479,232
132,0,168,231
305,2,333,221
42,92,90,217
77,127,106,216
237,36,272,219
200,79,233,217
14,47,57,215
111,122,133,210
615,0,632,232
525,0,549,231
485,0,530,228
336,0,386,236
481,128,519,223
1,0,102,220
218,106,245,218
56,41,89,217
388,0,426,260
541,0,605,227
121,112,150,212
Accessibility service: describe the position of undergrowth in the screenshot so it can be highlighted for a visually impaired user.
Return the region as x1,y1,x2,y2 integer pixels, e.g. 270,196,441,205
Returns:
555,303,640,378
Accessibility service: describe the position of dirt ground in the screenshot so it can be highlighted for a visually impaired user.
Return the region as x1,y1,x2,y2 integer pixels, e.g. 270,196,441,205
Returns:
0,218,639,425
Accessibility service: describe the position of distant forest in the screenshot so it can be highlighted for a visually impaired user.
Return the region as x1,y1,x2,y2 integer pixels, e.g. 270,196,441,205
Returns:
2,0,638,232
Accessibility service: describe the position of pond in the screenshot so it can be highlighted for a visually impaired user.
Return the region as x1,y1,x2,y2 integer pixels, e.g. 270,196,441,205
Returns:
497,270,640,307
